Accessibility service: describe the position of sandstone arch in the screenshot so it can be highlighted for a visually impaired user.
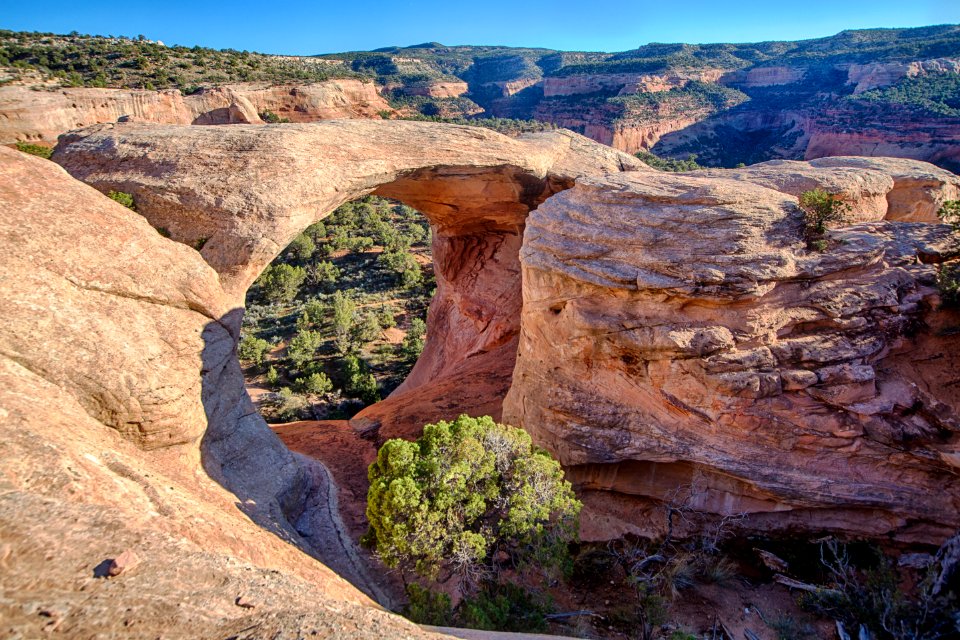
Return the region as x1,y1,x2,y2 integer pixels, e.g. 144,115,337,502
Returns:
52,120,644,499
51,123,960,547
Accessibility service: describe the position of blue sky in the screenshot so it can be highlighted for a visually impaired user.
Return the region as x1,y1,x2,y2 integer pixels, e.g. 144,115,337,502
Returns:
4,0,960,55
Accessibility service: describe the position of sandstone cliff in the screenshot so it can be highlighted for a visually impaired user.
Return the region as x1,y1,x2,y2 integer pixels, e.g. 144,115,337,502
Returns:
0,80,391,144
0,146,438,638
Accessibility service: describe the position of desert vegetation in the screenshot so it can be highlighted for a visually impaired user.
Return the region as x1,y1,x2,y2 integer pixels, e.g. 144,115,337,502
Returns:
635,150,703,172
798,188,850,251
365,414,581,632
938,200,960,307
238,195,433,421
0,30,357,89
13,140,52,158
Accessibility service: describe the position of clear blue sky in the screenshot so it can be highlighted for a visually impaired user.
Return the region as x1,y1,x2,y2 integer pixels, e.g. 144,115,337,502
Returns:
4,0,960,55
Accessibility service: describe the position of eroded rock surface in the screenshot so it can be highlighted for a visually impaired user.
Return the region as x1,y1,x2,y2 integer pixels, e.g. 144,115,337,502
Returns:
691,156,960,223
0,80,391,144
503,170,960,543
54,120,643,438
0,147,439,638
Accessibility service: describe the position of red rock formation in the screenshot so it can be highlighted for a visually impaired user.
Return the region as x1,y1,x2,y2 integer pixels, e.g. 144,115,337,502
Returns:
53,121,644,442
502,170,960,543
0,80,392,144
0,146,437,638
846,58,960,93
400,81,470,98
804,107,960,176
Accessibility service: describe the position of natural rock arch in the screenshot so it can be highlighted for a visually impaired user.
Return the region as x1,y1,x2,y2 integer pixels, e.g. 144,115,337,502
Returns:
53,119,645,481
51,121,960,548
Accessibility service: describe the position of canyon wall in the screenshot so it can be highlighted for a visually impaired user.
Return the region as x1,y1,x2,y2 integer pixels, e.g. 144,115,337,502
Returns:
0,80,391,144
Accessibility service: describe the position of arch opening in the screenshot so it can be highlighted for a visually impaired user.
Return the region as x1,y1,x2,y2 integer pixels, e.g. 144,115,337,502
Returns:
234,164,563,442
239,195,437,426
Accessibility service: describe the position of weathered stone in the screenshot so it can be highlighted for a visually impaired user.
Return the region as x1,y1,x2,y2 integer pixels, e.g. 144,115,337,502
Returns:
0,147,439,638
503,170,960,542
808,156,960,222
107,549,141,577
693,160,895,222
0,81,392,144
53,120,644,440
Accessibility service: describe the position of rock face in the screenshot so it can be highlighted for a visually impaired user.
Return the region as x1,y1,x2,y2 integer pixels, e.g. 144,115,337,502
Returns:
399,81,470,98
692,156,960,223
53,120,644,440
803,109,960,176
0,80,391,144
502,171,960,543
0,147,438,638
846,57,960,93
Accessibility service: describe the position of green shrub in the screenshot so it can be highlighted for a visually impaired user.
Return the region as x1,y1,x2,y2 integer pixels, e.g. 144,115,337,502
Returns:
296,371,333,395
377,305,397,329
635,150,702,172
274,387,308,421
937,263,960,308
259,109,290,123
309,260,340,290
401,318,426,361
457,582,551,633
107,190,136,210
342,354,380,404
378,248,423,288
403,584,452,626
287,329,323,369
365,415,581,584
331,290,357,336
237,334,271,366
938,201,960,307
798,188,850,250
286,232,315,261
353,313,382,344
265,365,280,388
304,221,327,243
14,141,53,159
256,263,307,304
939,200,960,233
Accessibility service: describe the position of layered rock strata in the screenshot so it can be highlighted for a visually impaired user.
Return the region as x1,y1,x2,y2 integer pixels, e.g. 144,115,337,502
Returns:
502,171,960,543
0,80,391,144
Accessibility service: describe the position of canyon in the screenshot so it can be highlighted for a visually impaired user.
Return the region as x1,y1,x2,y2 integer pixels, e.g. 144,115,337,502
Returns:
4,26,960,172
1,26,960,637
